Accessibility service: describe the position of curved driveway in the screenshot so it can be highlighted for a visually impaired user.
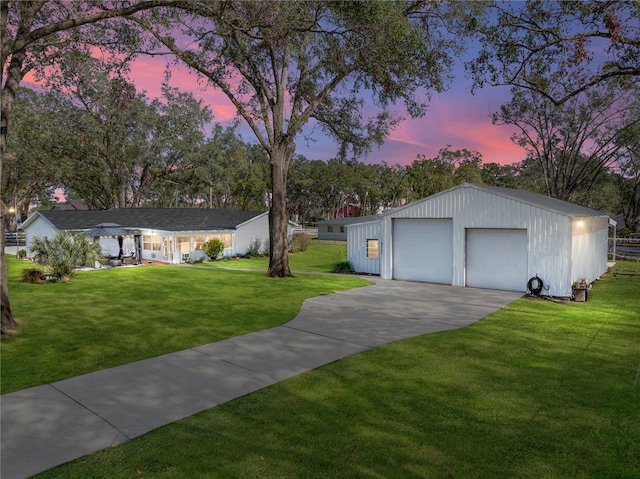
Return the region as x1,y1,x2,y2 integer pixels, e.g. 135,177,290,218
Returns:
1,279,522,479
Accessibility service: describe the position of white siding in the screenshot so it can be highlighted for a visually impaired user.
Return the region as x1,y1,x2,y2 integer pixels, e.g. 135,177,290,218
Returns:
379,186,578,296
138,229,173,263
571,216,608,286
235,212,269,255
347,221,381,274
317,224,348,241
23,214,59,255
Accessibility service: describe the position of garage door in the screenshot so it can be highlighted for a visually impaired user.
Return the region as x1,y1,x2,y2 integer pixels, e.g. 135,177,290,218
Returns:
392,218,452,284
466,229,528,292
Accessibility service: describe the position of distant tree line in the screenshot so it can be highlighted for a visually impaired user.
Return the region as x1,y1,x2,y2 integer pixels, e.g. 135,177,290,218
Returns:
287,148,638,231
5,78,638,232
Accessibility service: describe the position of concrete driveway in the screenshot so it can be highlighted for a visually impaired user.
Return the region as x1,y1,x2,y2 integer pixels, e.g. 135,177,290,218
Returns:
1,279,522,479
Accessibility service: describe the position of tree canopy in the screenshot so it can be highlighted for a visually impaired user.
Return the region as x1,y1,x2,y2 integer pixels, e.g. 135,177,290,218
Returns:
467,0,640,105
493,82,640,201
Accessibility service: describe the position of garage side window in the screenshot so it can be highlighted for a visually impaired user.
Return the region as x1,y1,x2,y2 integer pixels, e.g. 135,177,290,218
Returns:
367,239,379,258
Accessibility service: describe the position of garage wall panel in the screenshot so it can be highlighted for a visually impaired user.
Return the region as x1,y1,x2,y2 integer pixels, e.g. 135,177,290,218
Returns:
347,221,381,275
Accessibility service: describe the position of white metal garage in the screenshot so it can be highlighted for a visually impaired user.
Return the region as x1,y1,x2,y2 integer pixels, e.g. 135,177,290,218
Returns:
392,218,452,283
347,183,612,297
466,229,528,292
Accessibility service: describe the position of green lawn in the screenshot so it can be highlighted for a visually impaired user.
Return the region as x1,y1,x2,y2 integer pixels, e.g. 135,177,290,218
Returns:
1,255,369,393
34,262,640,479
201,242,348,273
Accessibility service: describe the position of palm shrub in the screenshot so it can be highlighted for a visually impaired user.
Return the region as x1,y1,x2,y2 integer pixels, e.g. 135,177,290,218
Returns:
30,231,105,281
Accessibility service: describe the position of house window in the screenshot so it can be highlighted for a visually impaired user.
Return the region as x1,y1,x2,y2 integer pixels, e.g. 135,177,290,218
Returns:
208,233,232,248
142,235,161,251
328,226,333,233
367,239,379,258
193,235,206,250
178,236,191,253
340,226,345,233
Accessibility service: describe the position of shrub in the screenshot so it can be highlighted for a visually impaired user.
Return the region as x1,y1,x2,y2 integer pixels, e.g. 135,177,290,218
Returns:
203,239,225,260
245,237,267,258
331,261,355,274
184,257,205,264
289,233,311,253
22,268,47,283
18,249,27,259
261,239,270,257
30,231,105,281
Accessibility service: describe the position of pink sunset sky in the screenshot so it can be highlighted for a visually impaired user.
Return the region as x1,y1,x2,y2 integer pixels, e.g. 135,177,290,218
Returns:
126,54,525,166
26,51,525,167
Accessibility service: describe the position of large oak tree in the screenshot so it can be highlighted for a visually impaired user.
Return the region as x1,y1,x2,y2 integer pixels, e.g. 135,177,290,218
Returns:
127,0,465,277
1,0,181,333
493,83,640,201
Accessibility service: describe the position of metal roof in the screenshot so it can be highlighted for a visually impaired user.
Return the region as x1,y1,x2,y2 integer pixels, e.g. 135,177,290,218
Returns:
385,183,608,218
27,208,268,232
315,215,381,225
468,184,607,217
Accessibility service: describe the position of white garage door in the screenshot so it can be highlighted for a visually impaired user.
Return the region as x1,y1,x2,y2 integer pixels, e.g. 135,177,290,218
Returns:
392,218,453,284
466,229,528,292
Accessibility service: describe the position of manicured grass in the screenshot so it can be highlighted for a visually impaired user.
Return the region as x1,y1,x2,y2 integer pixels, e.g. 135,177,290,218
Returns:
36,262,640,478
202,242,348,273
1,257,370,393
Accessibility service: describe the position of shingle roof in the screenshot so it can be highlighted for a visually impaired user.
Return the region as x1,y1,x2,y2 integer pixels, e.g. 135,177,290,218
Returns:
32,208,267,232
315,215,381,225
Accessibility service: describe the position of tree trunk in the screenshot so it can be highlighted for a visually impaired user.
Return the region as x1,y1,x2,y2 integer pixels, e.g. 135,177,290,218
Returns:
1,53,23,334
267,139,294,278
1,210,18,334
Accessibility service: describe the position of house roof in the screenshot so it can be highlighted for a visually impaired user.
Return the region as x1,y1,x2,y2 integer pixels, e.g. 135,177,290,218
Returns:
51,199,89,211
386,183,608,218
23,208,268,232
316,215,381,225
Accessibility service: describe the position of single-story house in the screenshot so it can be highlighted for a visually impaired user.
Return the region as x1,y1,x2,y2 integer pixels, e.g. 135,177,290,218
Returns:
347,183,614,297
21,208,271,264
316,215,380,241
